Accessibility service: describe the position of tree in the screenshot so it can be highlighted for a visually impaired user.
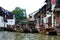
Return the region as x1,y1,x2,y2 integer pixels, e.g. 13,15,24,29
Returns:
12,7,27,24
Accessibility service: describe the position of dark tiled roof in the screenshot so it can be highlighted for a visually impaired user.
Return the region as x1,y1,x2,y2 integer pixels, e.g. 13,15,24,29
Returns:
0,7,5,17
38,4,47,13
0,7,14,19
34,4,47,17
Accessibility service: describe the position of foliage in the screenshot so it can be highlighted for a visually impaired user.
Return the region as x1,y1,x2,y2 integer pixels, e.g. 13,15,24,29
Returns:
12,7,27,23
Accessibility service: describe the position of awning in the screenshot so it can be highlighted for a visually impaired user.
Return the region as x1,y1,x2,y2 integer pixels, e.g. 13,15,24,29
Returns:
55,8,60,11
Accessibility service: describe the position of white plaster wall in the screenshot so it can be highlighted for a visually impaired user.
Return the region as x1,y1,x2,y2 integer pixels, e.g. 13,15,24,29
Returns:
6,19,15,25
0,16,4,27
0,16,15,27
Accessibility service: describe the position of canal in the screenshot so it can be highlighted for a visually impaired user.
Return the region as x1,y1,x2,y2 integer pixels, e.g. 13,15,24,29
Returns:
0,31,60,40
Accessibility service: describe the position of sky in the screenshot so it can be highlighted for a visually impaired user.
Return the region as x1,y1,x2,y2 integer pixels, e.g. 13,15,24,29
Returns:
0,0,46,17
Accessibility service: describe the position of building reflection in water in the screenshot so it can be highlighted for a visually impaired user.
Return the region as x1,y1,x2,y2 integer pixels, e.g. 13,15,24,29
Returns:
0,31,60,40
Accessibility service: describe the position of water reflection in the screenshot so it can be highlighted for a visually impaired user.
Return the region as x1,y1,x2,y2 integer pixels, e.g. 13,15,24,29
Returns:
0,31,60,40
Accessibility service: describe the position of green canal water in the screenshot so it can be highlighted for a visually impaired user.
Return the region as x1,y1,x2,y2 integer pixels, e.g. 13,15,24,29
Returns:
0,31,60,40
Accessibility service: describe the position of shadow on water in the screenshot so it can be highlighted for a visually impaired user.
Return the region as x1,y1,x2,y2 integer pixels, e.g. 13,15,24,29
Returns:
0,31,60,40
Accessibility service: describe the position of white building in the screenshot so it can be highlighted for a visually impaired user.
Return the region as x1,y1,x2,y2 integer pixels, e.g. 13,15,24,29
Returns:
0,15,15,27
0,7,15,27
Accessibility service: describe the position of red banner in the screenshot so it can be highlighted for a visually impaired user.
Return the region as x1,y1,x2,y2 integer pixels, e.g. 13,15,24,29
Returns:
51,0,56,4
